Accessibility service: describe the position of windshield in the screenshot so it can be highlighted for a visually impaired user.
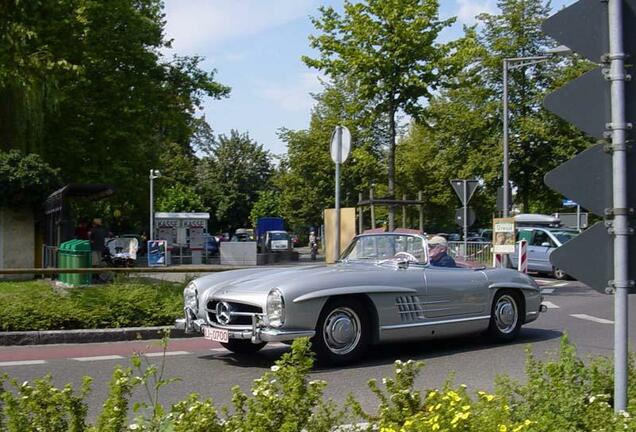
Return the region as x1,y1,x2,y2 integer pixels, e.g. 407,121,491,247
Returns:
270,232,289,241
551,230,578,244
340,234,427,263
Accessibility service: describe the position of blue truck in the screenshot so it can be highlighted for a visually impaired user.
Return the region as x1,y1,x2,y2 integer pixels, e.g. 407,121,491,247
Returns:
256,217,289,252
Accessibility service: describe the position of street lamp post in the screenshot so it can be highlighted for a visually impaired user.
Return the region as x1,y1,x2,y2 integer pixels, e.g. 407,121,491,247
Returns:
502,46,572,221
149,169,161,240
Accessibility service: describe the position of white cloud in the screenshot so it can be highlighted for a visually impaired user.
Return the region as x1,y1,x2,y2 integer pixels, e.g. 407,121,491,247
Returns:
456,0,497,25
258,71,323,112
164,0,317,53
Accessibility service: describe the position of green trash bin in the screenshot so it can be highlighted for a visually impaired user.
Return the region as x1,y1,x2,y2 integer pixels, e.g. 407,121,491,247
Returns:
67,240,92,286
57,240,76,284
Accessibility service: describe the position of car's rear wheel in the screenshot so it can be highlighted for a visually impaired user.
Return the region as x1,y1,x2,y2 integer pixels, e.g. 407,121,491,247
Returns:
220,339,267,354
487,290,523,341
312,298,370,366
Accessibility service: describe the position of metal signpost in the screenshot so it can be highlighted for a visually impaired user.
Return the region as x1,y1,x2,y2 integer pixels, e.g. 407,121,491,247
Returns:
330,126,351,261
542,0,636,411
450,179,479,252
149,169,161,241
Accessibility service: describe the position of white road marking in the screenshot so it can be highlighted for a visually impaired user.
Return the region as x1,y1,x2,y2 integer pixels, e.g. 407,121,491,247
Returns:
571,314,614,324
144,351,190,357
542,301,560,309
542,288,554,294
72,355,124,362
0,360,47,367
209,348,224,354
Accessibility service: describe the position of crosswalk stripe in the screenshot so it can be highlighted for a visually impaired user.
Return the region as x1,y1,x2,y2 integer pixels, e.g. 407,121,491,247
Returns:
0,360,47,367
542,301,560,309
72,355,124,362
571,314,614,324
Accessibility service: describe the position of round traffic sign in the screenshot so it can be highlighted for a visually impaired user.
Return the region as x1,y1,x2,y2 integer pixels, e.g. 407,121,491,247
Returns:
330,126,351,163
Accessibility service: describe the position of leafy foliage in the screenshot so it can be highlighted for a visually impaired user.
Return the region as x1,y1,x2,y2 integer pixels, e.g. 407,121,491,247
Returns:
0,279,182,331
0,149,61,208
0,0,229,228
304,0,454,228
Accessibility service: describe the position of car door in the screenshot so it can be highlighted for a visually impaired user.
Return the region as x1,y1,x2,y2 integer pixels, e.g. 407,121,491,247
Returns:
421,266,489,318
527,229,554,272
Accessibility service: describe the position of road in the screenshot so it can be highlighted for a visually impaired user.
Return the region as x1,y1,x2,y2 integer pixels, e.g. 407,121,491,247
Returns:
1,276,634,422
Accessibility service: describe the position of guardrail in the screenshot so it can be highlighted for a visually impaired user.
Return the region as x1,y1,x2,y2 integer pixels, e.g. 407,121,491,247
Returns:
447,241,493,267
0,266,250,276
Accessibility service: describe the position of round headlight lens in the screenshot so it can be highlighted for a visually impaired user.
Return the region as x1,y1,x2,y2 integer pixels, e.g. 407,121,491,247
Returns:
184,282,198,313
266,289,285,328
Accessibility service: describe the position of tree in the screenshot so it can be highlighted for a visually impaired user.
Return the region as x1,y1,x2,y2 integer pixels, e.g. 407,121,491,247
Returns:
276,77,384,234
157,184,205,213
198,130,273,232
0,0,230,230
303,0,454,229
0,149,60,208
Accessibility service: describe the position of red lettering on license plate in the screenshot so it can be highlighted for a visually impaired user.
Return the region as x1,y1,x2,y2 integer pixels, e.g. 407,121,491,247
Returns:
203,326,229,343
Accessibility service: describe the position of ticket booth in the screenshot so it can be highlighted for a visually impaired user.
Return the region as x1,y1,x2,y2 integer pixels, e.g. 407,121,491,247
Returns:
154,212,209,265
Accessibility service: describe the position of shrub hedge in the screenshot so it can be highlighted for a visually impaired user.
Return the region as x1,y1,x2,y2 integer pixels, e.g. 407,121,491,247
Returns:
0,279,183,331
0,336,635,431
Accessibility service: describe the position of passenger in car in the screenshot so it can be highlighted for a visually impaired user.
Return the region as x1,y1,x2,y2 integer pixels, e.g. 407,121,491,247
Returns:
428,235,456,268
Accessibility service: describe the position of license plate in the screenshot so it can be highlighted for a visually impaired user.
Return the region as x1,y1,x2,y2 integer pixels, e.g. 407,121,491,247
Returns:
203,326,229,343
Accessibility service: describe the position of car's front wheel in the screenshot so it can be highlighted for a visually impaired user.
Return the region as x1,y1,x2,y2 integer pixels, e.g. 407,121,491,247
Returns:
312,298,370,366
553,267,568,280
220,339,267,354
487,290,523,341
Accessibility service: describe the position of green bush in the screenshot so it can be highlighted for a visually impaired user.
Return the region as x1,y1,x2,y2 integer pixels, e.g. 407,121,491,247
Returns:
0,279,183,331
0,337,635,431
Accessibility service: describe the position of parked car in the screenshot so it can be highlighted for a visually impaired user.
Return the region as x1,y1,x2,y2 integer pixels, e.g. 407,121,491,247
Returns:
204,234,219,255
509,226,579,279
176,232,544,365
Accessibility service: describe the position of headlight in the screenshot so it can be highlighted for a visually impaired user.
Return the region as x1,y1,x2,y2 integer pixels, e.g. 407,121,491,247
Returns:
266,289,285,328
184,282,198,313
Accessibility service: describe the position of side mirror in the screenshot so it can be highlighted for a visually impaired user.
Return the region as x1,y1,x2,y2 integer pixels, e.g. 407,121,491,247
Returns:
397,259,410,270
541,242,551,247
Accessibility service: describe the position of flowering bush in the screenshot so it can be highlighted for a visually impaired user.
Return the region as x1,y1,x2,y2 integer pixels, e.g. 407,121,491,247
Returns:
1,336,635,431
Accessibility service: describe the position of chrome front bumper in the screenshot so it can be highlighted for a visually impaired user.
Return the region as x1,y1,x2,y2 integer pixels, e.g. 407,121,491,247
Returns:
175,307,315,344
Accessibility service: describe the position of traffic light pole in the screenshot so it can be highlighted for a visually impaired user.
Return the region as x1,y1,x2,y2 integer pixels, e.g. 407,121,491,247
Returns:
608,0,630,412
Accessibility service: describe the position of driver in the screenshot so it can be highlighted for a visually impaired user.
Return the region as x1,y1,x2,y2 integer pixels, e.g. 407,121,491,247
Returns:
428,236,456,268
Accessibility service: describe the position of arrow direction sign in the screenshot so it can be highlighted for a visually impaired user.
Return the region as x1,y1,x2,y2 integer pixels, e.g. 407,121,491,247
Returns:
450,179,479,206
550,222,636,293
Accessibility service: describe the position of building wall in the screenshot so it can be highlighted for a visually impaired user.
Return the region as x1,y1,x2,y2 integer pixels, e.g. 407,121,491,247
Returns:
0,208,35,280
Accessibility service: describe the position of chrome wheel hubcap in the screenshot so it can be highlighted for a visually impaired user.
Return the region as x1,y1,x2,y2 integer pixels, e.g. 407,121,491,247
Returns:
323,307,361,355
494,295,518,334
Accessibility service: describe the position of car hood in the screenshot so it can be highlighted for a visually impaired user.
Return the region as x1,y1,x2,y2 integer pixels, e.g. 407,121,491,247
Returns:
195,262,419,306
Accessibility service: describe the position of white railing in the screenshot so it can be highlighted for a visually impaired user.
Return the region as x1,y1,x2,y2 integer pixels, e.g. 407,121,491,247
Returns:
447,241,493,267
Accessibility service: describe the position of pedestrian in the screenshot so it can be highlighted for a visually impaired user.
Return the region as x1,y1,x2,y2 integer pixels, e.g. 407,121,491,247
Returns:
89,218,107,266
428,235,456,267
74,220,89,240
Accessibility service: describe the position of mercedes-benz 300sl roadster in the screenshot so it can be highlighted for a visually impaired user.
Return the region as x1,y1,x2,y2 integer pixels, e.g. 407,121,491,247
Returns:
176,232,545,365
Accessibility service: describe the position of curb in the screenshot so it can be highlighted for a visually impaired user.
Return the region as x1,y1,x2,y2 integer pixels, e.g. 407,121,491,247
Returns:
0,326,196,346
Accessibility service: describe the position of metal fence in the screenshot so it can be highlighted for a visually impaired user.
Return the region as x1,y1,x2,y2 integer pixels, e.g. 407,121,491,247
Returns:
447,241,493,267
42,245,58,268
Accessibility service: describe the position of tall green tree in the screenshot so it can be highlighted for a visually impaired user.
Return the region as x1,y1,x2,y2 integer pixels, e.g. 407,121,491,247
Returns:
197,130,273,232
303,0,454,229
276,77,384,234
0,0,230,230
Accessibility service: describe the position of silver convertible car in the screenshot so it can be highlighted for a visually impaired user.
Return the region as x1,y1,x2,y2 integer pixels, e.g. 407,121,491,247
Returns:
176,232,545,365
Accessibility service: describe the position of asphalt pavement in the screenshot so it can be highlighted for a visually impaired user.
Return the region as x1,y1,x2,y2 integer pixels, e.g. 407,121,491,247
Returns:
1,276,633,422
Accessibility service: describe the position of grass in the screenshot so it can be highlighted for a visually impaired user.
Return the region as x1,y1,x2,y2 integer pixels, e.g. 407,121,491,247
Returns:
0,278,183,331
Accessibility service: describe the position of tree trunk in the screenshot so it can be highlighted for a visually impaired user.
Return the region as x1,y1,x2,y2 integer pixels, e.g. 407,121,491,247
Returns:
388,107,396,231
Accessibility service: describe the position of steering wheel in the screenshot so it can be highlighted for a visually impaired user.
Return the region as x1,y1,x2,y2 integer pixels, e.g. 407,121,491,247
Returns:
394,251,418,263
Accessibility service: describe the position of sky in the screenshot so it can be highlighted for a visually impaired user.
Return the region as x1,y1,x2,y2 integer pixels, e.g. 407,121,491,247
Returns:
163,0,576,156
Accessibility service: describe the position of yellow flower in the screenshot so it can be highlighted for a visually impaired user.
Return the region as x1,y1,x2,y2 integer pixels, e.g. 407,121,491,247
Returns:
381,427,397,432
499,425,508,432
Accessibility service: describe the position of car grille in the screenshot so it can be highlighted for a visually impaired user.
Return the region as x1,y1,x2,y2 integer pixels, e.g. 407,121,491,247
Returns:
395,296,426,322
206,300,262,326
